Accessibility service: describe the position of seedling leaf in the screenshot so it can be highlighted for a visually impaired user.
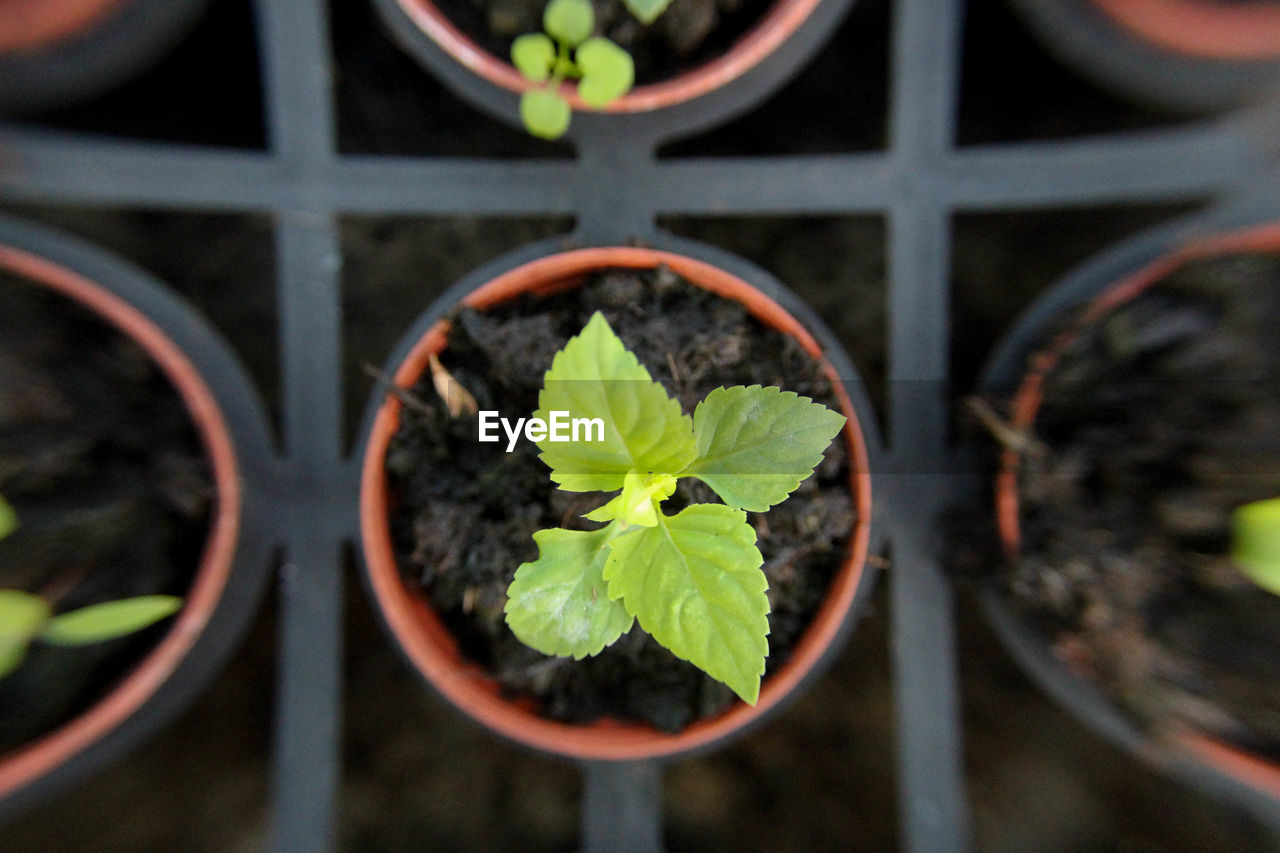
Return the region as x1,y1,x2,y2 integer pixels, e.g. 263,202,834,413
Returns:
506,524,634,658
40,595,183,646
603,504,769,704
512,33,556,83
544,0,594,46
520,89,572,140
685,385,846,511
536,312,696,492
0,590,51,680
1233,497,1280,596
0,496,16,540
623,0,675,24
575,38,634,108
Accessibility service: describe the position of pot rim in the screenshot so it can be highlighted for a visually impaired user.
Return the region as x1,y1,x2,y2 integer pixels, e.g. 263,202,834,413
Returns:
360,246,872,761
389,0,823,113
0,245,241,801
994,220,1280,802
1089,0,1280,61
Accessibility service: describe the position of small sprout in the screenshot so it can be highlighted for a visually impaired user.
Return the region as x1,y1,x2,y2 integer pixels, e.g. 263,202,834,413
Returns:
38,596,184,646
574,38,635,108
1232,497,1280,596
520,88,573,140
503,312,846,705
0,495,15,540
544,0,594,45
0,497,184,679
512,0,635,140
623,0,675,24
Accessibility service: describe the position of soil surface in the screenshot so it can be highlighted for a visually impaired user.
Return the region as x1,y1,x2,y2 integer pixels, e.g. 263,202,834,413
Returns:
385,266,855,732
0,271,211,755
440,0,773,87
1005,251,1280,759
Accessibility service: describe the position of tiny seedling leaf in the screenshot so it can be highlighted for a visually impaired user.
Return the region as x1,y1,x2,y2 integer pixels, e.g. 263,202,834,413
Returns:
0,495,16,540
520,88,572,140
39,595,183,646
544,0,594,46
1232,497,1280,596
575,38,634,108
622,0,675,24
684,385,846,511
0,590,51,679
505,523,634,658
535,312,696,492
512,33,556,82
584,470,676,527
603,504,769,704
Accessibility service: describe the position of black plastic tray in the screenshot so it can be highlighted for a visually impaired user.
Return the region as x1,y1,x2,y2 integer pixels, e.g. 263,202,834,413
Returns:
2,0,1279,850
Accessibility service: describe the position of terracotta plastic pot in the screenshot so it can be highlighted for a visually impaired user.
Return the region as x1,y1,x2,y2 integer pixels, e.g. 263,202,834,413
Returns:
0,0,132,54
384,0,823,112
360,246,873,760
1089,0,1280,61
1006,0,1280,111
994,221,1280,806
0,244,240,802
0,0,207,113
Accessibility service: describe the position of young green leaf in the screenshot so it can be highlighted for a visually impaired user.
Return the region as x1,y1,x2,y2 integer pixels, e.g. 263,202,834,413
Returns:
511,33,557,82
0,496,16,541
584,470,677,527
39,595,183,646
535,312,696,492
0,590,51,679
603,503,769,704
622,0,675,24
575,38,634,108
505,523,634,658
1232,497,1280,595
544,0,594,47
519,89,572,140
684,384,846,512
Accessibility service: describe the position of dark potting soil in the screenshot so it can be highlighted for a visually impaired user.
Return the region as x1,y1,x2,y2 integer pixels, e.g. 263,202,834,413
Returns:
1005,252,1280,760
0,272,212,755
385,267,855,732
439,0,773,87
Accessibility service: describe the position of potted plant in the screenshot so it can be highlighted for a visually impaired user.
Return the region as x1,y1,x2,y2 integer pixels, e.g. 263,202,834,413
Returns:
981,219,1280,811
359,245,873,759
0,0,207,113
370,0,835,135
1005,0,1280,112
0,238,240,806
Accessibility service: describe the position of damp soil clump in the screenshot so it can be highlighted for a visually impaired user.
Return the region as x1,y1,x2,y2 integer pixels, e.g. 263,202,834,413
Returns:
439,0,773,87
1003,252,1280,759
0,273,212,755
385,266,855,732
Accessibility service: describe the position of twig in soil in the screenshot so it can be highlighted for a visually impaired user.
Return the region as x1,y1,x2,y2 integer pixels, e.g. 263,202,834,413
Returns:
362,363,435,417
665,352,686,400
964,396,1048,458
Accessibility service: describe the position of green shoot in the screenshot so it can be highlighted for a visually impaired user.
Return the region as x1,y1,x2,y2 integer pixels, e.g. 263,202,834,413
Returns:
1232,497,1280,596
504,312,846,705
511,0,634,140
622,0,675,25
0,497,184,679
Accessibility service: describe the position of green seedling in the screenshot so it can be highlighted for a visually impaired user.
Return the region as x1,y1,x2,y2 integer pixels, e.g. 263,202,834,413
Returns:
1232,497,1280,596
503,312,846,704
512,0,634,139
0,495,183,680
623,0,675,25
